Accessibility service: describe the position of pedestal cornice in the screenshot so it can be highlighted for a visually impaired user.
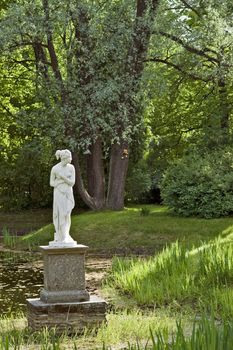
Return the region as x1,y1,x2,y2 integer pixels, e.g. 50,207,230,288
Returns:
39,244,89,254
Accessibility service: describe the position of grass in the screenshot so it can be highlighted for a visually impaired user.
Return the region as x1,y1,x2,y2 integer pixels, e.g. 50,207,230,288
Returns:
2,226,18,249
106,236,233,319
1,312,233,349
0,310,183,350
1,205,233,348
119,317,233,350
17,205,233,251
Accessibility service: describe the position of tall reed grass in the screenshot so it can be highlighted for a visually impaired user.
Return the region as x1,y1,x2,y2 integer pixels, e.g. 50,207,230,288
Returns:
119,316,233,350
108,239,233,318
2,226,17,249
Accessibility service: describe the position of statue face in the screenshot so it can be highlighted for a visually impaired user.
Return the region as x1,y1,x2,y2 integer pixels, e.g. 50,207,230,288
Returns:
61,155,72,165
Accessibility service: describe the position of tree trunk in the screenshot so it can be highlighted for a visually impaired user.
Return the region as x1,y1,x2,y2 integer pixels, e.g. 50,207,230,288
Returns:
73,0,160,211
218,77,229,142
86,138,105,209
72,139,105,210
72,152,96,210
106,142,129,210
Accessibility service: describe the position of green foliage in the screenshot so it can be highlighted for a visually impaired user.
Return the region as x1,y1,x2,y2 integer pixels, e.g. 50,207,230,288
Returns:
0,138,53,210
160,148,233,218
1,0,233,211
143,0,233,184
109,242,192,306
0,0,233,210
126,160,152,203
0,0,142,151
0,0,158,210
108,238,233,318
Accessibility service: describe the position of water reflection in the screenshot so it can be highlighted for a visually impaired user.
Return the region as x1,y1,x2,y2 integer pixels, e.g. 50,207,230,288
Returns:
0,251,43,315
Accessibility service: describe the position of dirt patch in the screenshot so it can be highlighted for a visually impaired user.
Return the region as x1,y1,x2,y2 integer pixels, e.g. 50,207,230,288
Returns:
86,257,112,297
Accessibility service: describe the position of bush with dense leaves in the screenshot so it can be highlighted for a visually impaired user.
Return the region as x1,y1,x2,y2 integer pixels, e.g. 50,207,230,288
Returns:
0,139,53,210
160,148,233,218
126,160,152,203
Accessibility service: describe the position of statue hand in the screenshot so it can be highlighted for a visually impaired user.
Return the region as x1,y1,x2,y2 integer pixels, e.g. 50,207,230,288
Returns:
55,172,63,180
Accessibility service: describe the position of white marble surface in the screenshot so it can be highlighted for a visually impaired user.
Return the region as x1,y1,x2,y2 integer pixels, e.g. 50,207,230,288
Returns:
49,149,77,246
49,241,78,247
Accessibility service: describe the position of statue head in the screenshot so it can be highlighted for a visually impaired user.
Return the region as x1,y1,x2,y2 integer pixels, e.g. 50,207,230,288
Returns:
55,149,72,164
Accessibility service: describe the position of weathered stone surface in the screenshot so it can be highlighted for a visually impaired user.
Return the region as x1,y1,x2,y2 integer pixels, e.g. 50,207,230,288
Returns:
40,289,90,303
40,245,90,303
27,296,107,333
27,244,107,333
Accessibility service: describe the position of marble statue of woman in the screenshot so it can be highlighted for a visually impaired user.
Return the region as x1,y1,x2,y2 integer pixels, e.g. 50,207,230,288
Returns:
49,149,77,247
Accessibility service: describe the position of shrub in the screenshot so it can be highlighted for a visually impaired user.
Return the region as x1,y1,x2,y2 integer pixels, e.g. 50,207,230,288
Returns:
0,139,53,210
126,161,152,203
160,148,233,218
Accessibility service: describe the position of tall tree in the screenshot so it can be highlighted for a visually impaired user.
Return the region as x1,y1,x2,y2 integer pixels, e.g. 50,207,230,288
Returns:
0,0,161,210
146,0,233,146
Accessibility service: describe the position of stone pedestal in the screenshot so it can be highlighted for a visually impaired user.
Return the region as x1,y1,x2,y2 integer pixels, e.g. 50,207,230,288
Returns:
27,244,107,333
27,296,107,334
40,245,90,303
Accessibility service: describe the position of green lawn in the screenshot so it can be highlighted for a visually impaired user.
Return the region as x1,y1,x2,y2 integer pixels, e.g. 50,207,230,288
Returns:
18,205,233,252
2,205,233,349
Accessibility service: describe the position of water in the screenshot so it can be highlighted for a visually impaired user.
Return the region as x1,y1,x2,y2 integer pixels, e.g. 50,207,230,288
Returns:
0,251,111,316
0,251,43,315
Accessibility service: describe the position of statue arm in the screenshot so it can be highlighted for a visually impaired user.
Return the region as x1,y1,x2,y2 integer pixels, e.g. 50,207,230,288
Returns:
59,166,75,187
50,168,56,187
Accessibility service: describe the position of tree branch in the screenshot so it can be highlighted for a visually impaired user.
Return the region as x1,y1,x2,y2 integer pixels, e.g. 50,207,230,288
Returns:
9,41,48,50
159,31,219,64
12,58,51,68
127,0,160,80
179,0,201,17
146,56,212,82
0,75,32,81
32,41,50,80
42,0,64,88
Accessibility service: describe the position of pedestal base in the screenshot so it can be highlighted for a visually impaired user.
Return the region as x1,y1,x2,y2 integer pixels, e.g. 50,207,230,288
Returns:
40,288,90,303
27,296,107,334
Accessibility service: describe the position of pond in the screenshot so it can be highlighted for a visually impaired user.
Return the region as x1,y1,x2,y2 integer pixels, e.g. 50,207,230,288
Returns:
0,251,43,315
0,251,111,316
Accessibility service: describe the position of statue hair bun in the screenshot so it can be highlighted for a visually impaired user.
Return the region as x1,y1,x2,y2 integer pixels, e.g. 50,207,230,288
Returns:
55,150,61,160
